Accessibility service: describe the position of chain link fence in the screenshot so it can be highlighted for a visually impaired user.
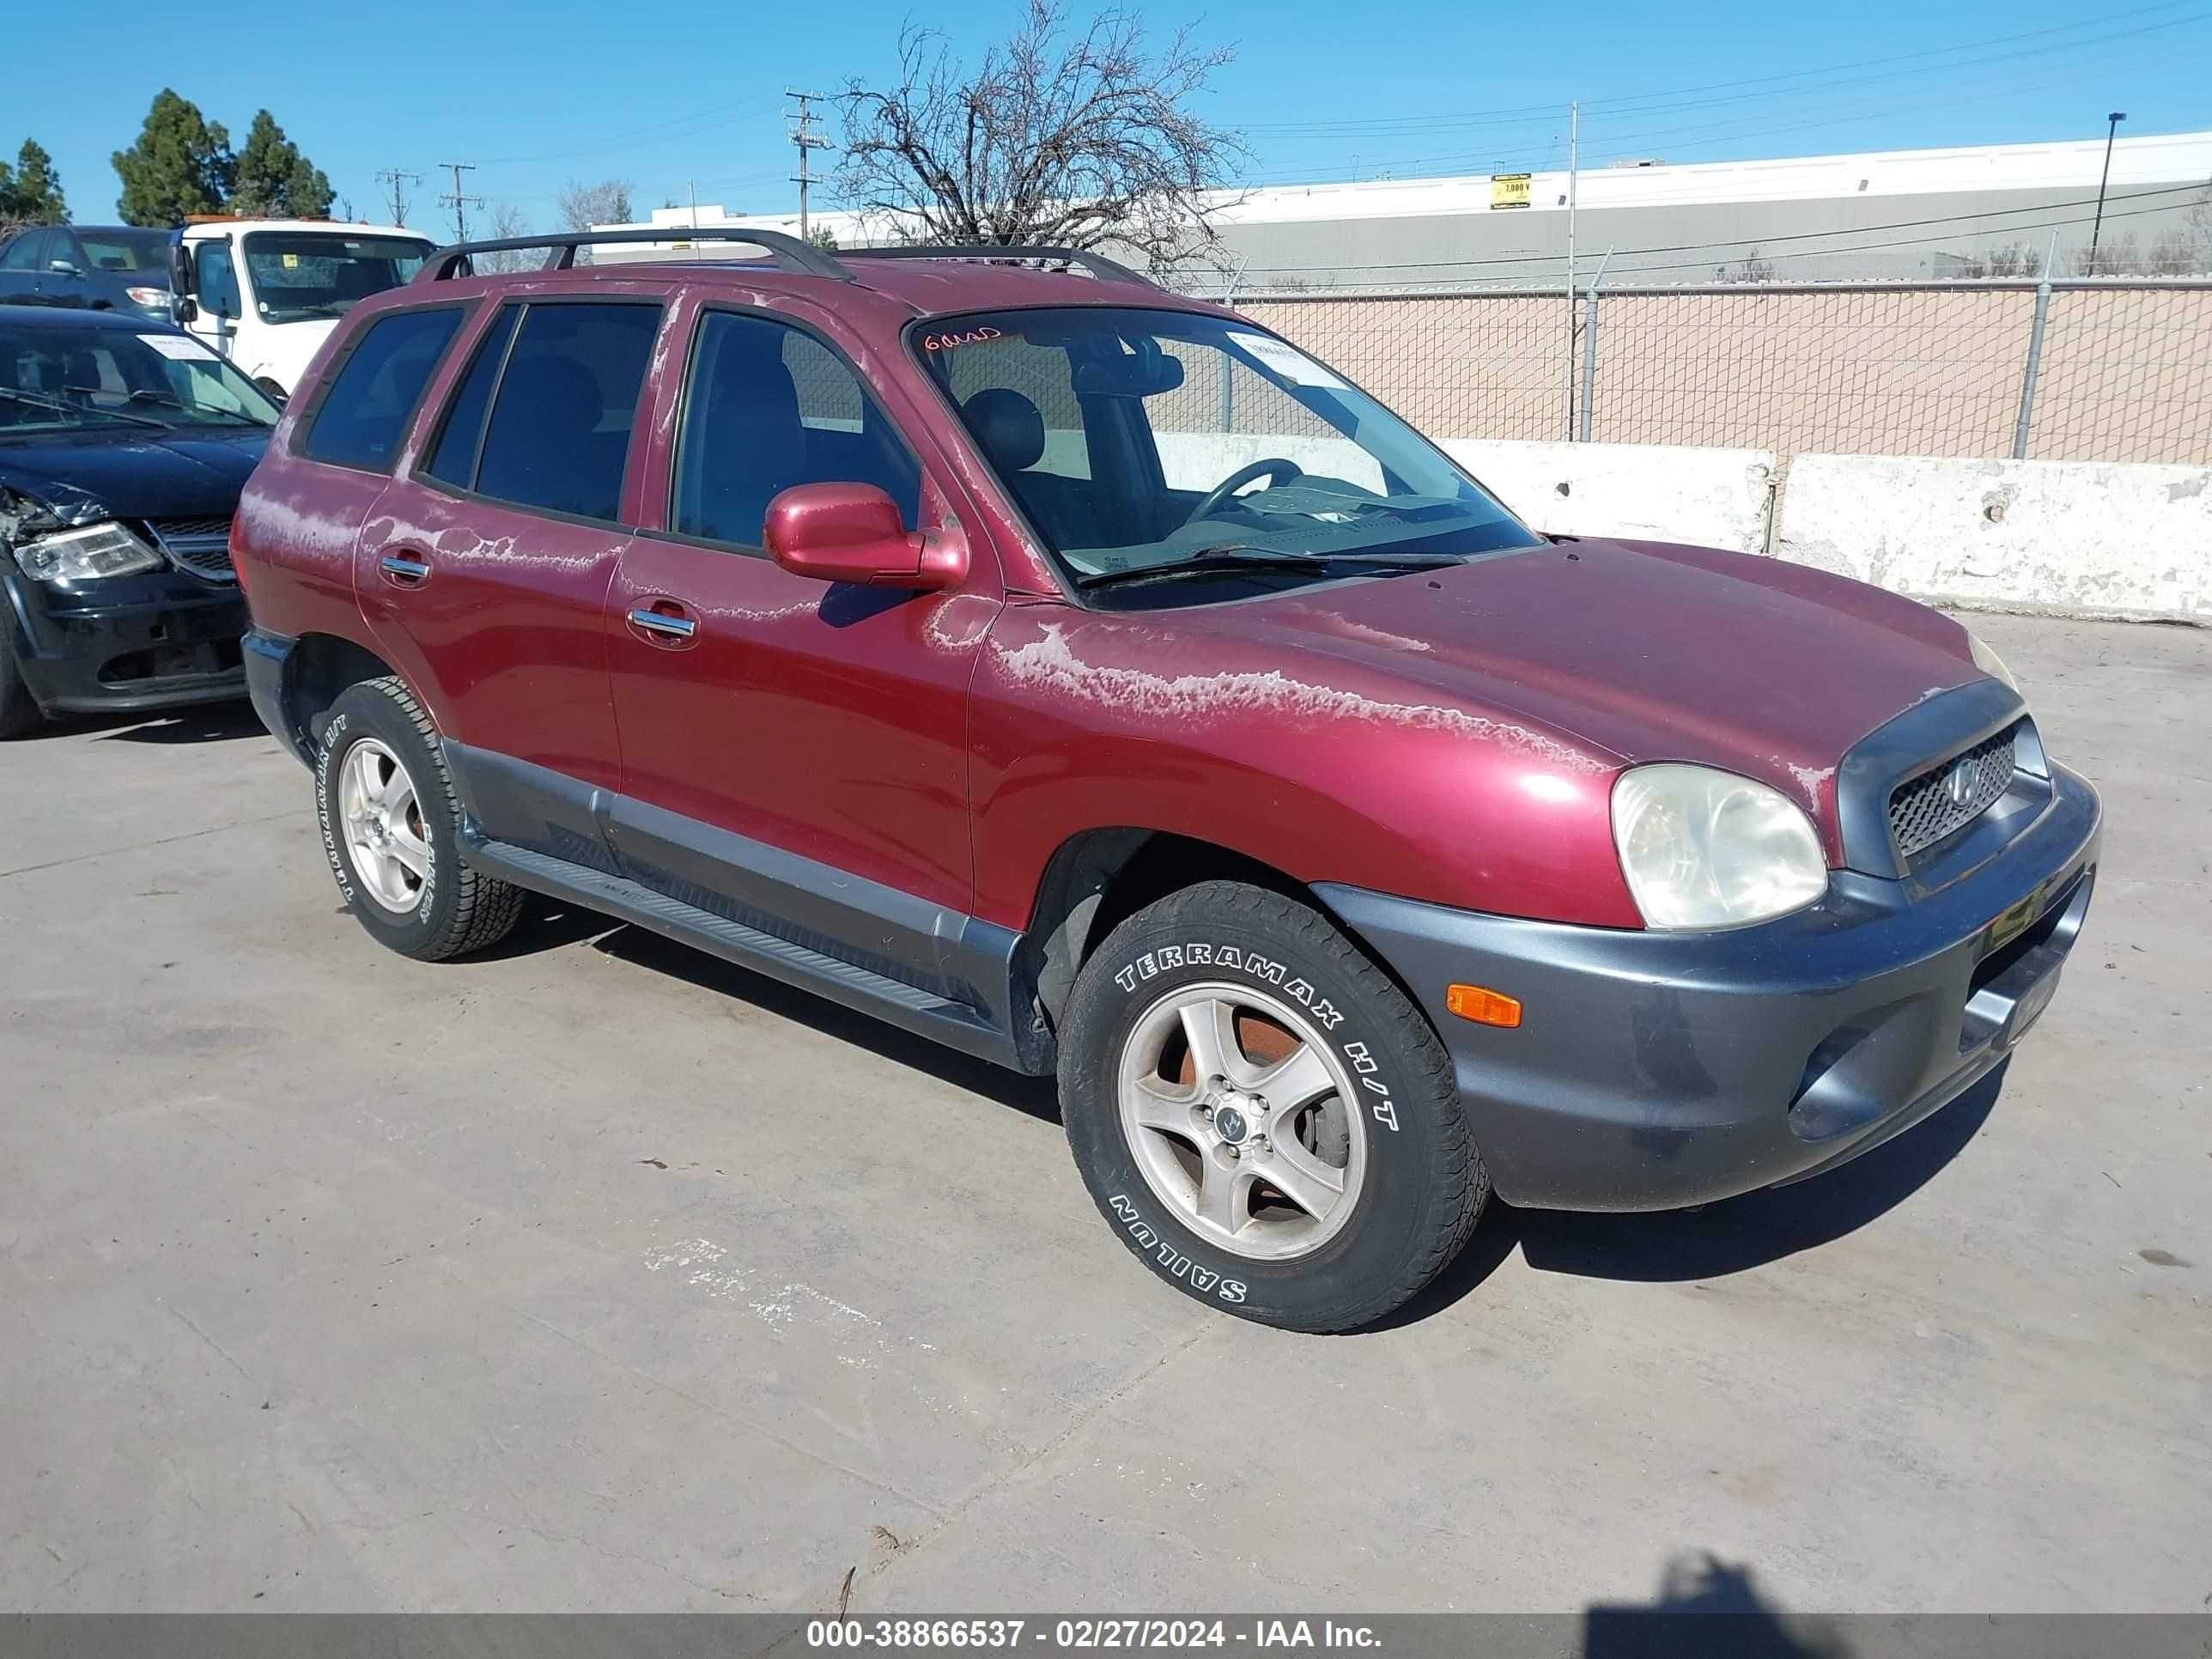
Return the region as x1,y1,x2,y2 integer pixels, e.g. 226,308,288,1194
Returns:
1203,279,2212,465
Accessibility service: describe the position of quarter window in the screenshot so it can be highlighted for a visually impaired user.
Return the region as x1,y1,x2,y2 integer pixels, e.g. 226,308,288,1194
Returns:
299,307,465,471
672,311,921,550
471,302,661,523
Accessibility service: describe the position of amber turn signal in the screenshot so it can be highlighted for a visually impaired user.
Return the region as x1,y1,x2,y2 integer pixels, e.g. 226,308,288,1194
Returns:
1445,983,1522,1028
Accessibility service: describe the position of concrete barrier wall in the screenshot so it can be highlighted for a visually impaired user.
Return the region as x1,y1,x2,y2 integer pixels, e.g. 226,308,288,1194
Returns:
1040,424,2207,621
1776,453,2211,621
1440,440,1776,555
1441,439,2212,622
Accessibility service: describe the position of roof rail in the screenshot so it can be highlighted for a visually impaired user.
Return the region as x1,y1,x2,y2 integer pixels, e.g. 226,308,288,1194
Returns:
838,245,1158,288
414,227,853,283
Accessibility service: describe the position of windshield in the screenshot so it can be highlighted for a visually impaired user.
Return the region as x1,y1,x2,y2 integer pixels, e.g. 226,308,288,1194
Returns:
75,229,173,277
915,307,1534,599
0,318,282,435
239,232,434,324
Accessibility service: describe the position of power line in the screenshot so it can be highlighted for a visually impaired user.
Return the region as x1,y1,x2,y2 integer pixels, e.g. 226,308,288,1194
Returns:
1240,2,2207,139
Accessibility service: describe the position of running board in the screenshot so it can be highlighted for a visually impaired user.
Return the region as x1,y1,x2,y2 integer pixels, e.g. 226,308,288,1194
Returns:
462,834,1025,1069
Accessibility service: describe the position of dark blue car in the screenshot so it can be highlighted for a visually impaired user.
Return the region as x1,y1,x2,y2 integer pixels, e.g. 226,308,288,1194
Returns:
0,225,177,321
0,305,280,734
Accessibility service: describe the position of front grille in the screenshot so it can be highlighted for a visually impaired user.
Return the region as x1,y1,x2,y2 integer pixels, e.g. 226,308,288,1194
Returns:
1889,724,2018,859
144,516,235,581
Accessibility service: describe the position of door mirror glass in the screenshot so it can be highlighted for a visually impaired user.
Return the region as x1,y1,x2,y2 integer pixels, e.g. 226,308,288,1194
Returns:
765,483,964,590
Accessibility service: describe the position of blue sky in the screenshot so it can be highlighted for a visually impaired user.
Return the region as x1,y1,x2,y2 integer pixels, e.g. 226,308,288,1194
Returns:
9,0,2210,231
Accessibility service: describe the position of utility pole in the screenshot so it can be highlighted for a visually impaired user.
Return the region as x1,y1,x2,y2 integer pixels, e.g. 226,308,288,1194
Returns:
437,161,481,243
375,167,422,228
1564,100,1579,441
2089,111,2127,273
787,89,831,241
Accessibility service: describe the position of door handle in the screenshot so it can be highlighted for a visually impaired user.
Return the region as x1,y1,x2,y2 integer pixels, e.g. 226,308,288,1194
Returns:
627,603,699,646
380,552,432,587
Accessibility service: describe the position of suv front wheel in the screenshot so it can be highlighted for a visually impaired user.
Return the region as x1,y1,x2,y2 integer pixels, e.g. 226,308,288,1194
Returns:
1058,880,1487,1332
315,677,523,961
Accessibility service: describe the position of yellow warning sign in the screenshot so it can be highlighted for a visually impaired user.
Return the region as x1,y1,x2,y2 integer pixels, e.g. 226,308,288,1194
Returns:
1491,173,1532,210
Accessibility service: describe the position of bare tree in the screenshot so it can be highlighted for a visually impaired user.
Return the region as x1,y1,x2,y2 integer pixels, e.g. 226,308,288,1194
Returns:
835,1,1246,269
471,201,540,273
555,177,635,230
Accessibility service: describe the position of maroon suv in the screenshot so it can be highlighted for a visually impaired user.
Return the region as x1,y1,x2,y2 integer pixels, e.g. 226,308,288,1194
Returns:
233,229,2100,1330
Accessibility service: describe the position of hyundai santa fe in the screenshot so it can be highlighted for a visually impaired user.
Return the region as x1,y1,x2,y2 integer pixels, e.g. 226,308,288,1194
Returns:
231,228,2100,1331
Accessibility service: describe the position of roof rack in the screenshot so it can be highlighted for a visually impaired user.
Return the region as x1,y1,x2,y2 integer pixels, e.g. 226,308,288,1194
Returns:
838,245,1158,288
414,227,852,283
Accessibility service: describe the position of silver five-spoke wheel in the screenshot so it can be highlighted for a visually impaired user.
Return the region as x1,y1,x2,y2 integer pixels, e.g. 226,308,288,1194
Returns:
1117,981,1368,1261
337,737,430,915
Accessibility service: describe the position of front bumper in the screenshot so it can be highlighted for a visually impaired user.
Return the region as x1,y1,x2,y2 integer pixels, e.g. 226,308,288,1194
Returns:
1319,763,2101,1212
3,565,247,715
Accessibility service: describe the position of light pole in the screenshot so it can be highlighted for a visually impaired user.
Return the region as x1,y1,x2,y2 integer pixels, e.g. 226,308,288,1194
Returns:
2089,111,2126,273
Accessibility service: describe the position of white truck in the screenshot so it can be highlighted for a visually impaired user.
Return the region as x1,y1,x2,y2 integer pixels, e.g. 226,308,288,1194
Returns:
169,219,438,399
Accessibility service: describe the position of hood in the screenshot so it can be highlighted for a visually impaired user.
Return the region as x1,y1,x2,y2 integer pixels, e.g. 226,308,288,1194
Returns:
0,428,269,523
240,317,339,394
1206,537,1984,826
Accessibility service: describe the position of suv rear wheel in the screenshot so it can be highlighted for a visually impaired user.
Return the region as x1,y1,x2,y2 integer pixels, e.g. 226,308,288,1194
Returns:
1058,880,1486,1332
315,677,523,960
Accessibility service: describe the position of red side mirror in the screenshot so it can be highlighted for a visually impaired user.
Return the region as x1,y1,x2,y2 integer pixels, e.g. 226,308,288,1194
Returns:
763,483,967,591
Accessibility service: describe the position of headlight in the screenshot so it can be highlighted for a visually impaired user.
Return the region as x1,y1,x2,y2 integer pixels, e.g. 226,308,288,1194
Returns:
1611,763,1828,930
12,521,164,581
1968,630,2021,696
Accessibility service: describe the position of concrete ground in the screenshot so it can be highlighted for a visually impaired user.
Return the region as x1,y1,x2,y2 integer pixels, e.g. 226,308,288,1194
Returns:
1,612,2205,1616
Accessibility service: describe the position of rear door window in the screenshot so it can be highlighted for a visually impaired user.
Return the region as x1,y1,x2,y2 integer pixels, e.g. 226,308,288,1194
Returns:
470,302,661,523
299,306,465,471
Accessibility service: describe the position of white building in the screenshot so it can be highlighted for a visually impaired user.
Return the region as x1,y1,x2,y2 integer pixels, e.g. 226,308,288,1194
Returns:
593,129,2212,288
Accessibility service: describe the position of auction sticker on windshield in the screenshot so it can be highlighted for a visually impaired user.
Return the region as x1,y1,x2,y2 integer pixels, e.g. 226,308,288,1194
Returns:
138,333,221,361
1233,334,1348,390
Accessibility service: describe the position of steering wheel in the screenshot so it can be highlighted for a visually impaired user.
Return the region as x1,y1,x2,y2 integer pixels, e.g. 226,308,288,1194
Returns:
1186,457,1304,525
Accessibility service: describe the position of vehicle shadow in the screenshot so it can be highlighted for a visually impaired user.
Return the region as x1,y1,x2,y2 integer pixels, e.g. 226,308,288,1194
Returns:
1583,1553,1849,1658
74,699,266,745
584,920,1063,1127
1379,1063,2008,1328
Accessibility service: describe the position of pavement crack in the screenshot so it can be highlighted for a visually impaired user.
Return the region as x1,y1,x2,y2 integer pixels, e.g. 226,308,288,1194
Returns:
163,1301,258,1385
0,811,297,881
852,1316,1221,1589
434,1261,948,1519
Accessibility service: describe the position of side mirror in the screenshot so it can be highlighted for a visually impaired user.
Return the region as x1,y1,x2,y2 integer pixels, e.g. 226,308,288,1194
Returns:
174,295,199,324
168,241,194,296
764,483,966,591
47,259,80,278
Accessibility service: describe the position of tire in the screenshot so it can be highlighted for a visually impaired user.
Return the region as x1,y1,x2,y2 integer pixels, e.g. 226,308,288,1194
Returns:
315,676,523,961
0,631,44,738
1058,880,1486,1332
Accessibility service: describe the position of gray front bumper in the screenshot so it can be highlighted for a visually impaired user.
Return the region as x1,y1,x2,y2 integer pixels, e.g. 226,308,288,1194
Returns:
1319,763,2101,1212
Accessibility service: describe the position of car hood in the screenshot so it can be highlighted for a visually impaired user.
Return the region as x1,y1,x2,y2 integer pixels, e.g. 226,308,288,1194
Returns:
0,428,270,523
1212,537,1985,828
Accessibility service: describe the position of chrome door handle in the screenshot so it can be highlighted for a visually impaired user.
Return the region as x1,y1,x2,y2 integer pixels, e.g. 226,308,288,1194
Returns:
380,555,431,584
628,607,696,639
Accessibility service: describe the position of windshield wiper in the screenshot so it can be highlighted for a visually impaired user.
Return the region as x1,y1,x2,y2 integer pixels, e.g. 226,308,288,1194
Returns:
1075,544,1463,591
64,386,264,428
0,386,173,430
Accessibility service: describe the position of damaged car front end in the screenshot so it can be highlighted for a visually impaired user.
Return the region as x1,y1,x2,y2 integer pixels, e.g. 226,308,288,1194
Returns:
0,306,278,734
